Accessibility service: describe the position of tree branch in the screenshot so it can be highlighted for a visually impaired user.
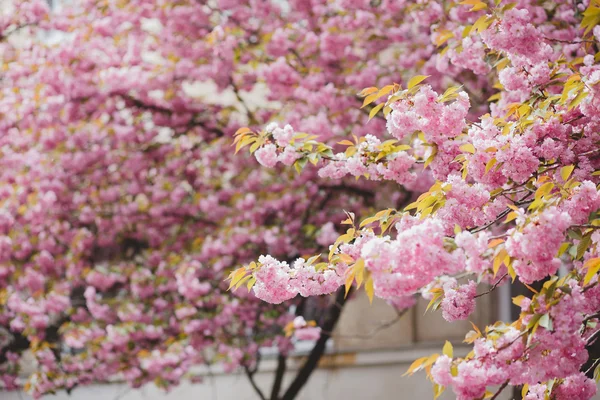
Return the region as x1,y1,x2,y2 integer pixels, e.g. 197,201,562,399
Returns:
270,354,287,400
281,288,348,400
244,365,267,400
490,380,509,400
474,273,508,299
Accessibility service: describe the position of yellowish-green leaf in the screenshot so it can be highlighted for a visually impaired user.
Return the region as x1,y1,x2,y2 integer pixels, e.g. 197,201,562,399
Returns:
369,103,385,121
246,276,256,291
365,274,374,304
560,165,575,182
234,127,253,137
569,90,589,110
485,158,497,174
407,75,430,89
403,356,428,376
228,267,247,290
234,274,252,290
535,182,555,200
512,295,527,307
442,340,453,358
459,143,476,154
344,268,355,296
435,30,455,47
361,92,380,108
358,87,378,97
584,257,600,285
522,384,529,399
354,258,365,288
504,211,518,224
433,383,445,400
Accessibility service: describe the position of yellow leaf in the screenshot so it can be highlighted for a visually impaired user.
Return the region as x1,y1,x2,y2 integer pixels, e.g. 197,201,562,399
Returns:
344,268,355,296
369,103,385,120
234,127,252,136
584,257,600,285
435,30,455,47
227,267,248,290
472,14,493,34
569,90,589,110
376,85,394,98
358,87,378,97
433,383,445,400
535,182,555,200
470,2,488,11
338,253,355,263
234,274,252,290
512,295,527,308
485,158,497,174
338,140,354,146
522,384,529,399
235,136,256,154
365,274,374,304
439,85,462,103
407,75,430,89
403,356,428,376
359,216,380,228
423,353,440,370
442,340,453,358
560,165,575,181
504,211,518,224
459,143,476,154
454,224,462,235
354,258,365,288
470,321,482,336
361,92,380,108
488,238,504,248
246,276,256,291
424,145,438,168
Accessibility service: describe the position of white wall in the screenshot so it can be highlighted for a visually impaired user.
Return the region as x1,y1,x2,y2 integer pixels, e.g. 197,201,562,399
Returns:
3,347,515,400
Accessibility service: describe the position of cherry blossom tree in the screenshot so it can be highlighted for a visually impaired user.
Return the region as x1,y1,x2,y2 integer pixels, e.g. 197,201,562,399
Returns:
233,0,600,399
4,0,600,399
0,0,456,399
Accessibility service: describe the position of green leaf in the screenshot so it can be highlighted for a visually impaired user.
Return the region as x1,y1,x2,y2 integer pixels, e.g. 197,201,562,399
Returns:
538,313,553,331
577,233,592,260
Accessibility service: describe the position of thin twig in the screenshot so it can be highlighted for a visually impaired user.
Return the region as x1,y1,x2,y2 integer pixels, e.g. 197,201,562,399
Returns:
324,308,409,340
244,365,267,400
585,357,600,375
490,380,509,400
474,273,509,299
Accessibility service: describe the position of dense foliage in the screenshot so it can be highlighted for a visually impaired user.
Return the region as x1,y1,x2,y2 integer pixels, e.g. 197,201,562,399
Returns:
233,0,600,399
3,0,600,399
0,0,417,397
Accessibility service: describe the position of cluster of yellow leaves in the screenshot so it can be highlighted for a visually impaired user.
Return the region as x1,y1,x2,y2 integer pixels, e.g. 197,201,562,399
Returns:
405,181,452,219
582,0,600,35
226,262,258,292
358,75,430,121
